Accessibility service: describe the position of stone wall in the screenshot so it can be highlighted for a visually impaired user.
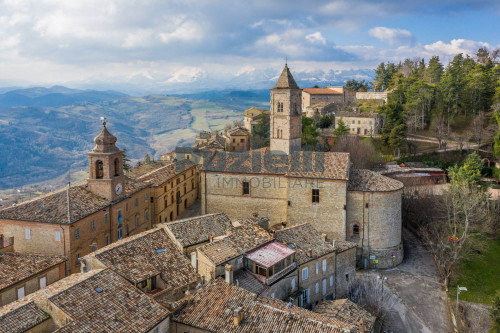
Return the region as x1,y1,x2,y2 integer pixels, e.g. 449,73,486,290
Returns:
356,91,388,102
335,247,356,298
297,253,336,307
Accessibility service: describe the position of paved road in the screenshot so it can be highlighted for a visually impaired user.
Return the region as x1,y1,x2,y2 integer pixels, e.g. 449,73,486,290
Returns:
361,228,453,333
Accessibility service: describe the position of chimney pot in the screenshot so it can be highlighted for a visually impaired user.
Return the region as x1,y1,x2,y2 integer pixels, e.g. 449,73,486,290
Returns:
306,248,312,257
225,264,234,284
233,307,243,326
210,235,214,243
252,212,258,217
321,233,327,241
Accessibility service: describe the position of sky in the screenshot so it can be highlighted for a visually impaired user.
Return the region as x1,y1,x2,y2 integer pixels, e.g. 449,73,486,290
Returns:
0,0,499,93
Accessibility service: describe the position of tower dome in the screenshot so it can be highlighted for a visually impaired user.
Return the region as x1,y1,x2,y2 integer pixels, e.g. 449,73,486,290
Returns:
92,124,119,153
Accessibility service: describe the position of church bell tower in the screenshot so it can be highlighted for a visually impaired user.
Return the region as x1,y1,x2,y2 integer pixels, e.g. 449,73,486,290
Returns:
87,119,125,201
270,64,302,154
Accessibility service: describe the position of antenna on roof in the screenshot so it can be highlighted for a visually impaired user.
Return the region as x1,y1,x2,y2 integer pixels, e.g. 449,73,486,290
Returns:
100,116,107,127
285,56,288,66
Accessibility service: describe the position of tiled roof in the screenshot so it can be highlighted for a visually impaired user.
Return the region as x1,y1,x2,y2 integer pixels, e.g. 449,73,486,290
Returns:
313,299,376,333
126,160,171,178
0,269,170,333
274,223,335,265
303,88,342,95
50,269,170,333
229,127,250,137
333,240,357,253
0,177,148,225
0,252,65,290
273,65,300,90
233,269,269,295
0,302,50,333
86,227,198,288
243,107,269,118
245,241,295,268
202,151,350,181
198,224,273,266
335,112,380,118
347,169,404,192
173,278,355,332
164,212,232,248
136,159,196,186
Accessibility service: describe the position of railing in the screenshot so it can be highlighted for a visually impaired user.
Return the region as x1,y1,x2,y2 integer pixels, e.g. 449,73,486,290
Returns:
266,263,297,285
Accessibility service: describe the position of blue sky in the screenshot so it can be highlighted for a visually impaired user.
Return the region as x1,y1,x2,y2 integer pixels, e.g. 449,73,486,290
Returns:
0,0,498,92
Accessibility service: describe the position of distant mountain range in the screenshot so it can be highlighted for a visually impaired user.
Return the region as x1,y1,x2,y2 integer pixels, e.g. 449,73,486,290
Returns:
0,86,128,108
0,86,267,189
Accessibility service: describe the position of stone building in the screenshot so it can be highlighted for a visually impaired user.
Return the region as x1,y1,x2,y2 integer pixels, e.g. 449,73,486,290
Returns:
227,127,251,151
0,269,170,333
0,234,14,253
0,253,66,307
193,127,251,153
313,299,377,333
0,123,153,274
135,159,199,223
274,223,356,307
335,111,382,136
81,225,199,305
243,107,269,134
270,65,302,154
302,87,356,111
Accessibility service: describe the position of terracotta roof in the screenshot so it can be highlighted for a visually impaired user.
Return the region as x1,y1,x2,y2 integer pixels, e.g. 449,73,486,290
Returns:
243,107,269,118
0,269,170,333
274,223,335,265
85,227,198,288
347,169,404,192
201,151,350,181
198,224,273,266
333,240,358,253
164,212,232,248
273,65,300,90
136,159,196,186
233,269,269,295
0,253,65,290
50,269,170,333
245,241,295,268
0,302,50,333
126,160,171,178
313,299,376,333
303,88,343,95
335,112,380,118
173,278,355,332
92,125,119,153
229,127,250,137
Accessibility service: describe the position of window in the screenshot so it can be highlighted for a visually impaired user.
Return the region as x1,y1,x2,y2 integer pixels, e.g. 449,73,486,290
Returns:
353,224,360,236
144,193,148,202
24,228,31,240
91,243,97,252
277,102,283,112
302,267,309,280
176,178,180,185
233,138,235,143
240,138,244,143
117,224,123,240
135,215,139,227
345,274,349,281
75,228,80,239
352,120,355,124
105,235,110,246
39,276,47,289
76,254,81,266
16,286,25,300
126,203,128,211
164,198,168,209
96,160,104,179
312,189,320,203
271,293,275,298
104,212,109,224
322,259,327,272
242,181,250,195
316,262,319,275
184,184,186,194
322,279,327,295
91,220,95,231
171,194,174,205
164,185,167,193
291,278,296,290
135,198,139,206
330,275,334,287
315,282,319,294
145,209,149,222
54,231,61,242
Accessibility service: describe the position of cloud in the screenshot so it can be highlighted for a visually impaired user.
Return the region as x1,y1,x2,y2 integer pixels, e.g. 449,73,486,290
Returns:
166,67,206,83
369,26,415,46
306,32,326,45
424,39,490,56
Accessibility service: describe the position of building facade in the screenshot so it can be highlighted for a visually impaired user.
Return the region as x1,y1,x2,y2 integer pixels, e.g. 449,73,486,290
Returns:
335,112,382,136
302,87,356,111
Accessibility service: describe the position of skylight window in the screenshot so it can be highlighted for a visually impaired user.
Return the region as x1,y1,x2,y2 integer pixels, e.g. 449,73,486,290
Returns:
156,249,165,254
95,287,103,293
288,243,296,249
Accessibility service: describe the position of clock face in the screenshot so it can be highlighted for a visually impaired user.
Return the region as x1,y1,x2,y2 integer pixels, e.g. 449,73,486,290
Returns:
115,182,123,195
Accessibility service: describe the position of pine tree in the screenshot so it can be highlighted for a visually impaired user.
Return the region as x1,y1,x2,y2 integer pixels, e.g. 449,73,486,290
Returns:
333,118,350,137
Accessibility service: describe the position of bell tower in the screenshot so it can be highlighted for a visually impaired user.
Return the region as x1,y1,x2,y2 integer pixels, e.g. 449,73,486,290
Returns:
87,118,125,201
270,64,302,154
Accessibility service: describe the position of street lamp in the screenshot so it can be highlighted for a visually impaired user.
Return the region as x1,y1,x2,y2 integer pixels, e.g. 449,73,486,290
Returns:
377,275,388,293
456,286,467,317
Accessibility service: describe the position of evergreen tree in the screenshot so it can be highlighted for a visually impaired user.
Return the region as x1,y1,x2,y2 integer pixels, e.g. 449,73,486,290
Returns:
494,108,500,158
250,113,270,148
333,118,350,137
302,117,319,149
345,79,370,92
122,148,131,171
144,153,151,164
425,56,444,85
448,151,483,185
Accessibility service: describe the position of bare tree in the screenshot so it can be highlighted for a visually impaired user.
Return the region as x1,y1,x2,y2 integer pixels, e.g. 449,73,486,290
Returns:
331,135,382,169
433,114,449,150
471,112,486,147
419,182,489,290
233,120,243,128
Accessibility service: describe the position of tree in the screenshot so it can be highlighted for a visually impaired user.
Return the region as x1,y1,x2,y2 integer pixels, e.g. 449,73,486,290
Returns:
388,123,407,158
250,113,270,149
318,114,333,129
332,118,350,137
301,117,318,149
425,56,444,85
312,110,322,128
493,104,500,158
331,135,382,169
233,120,243,128
122,148,131,171
345,79,370,92
144,153,151,164
448,151,483,185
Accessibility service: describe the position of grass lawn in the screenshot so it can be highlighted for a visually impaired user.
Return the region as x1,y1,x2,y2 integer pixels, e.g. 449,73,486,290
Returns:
449,236,500,305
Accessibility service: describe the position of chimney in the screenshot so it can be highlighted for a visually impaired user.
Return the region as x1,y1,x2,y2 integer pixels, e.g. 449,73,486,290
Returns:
80,259,87,274
210,235,214,243
321,233,327,242
332,240,336,249
191,251,197,272
225,264,234,284
252,212,258,218
233,307,244,326
306,249,312,257
281,221,287,227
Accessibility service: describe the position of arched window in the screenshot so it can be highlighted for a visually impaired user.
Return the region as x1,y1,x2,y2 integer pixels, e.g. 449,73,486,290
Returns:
114,158,120,177
353,224,360,236
96,160,104,179
169,211,173,221
277,102,283,112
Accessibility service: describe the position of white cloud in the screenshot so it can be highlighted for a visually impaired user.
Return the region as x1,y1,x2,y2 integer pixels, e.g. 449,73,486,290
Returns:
306,32,326,45
369,26,415,46
166,67,206,83
236,65,255,76
424,39,490,56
